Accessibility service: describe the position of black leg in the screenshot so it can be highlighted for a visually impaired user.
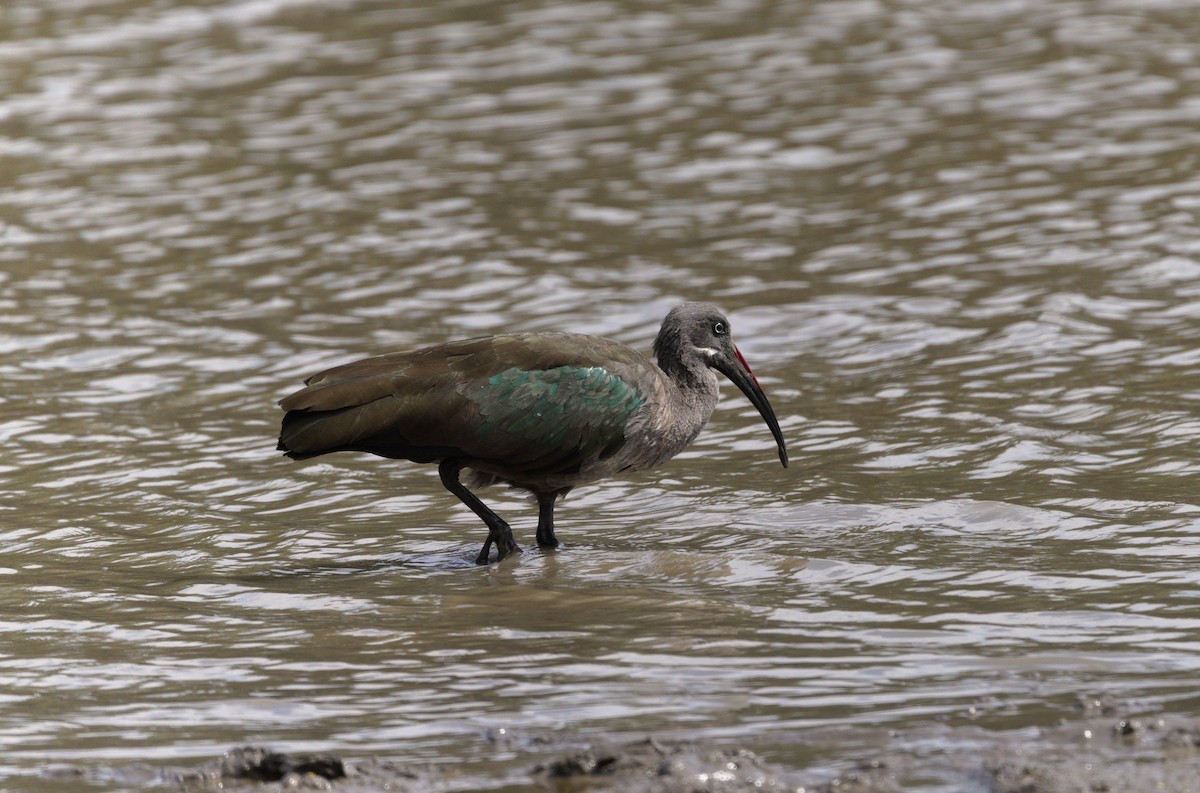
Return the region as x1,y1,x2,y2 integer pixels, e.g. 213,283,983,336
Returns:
535,491,560,549
438,459,520,564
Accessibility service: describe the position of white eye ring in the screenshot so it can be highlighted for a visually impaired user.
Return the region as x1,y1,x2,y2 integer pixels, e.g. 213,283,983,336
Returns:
713,321,727,336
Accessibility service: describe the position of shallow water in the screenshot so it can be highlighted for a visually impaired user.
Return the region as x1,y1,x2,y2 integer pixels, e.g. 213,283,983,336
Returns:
3,0,1200,789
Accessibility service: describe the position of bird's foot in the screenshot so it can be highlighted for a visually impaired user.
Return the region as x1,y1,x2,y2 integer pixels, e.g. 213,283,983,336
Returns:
476,525,521,565
495,539,522,562
476,543,522,565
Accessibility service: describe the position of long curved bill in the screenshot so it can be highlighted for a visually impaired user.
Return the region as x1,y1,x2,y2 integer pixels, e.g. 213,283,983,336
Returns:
714,345,789,468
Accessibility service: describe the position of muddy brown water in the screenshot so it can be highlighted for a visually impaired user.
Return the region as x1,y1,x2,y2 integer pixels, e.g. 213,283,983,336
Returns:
3,1,1200,790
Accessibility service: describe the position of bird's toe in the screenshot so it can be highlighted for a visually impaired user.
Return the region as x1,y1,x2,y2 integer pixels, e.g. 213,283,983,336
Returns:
495,541,522,562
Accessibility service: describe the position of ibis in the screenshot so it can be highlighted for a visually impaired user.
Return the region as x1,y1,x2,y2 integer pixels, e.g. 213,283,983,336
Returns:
277,302,788,564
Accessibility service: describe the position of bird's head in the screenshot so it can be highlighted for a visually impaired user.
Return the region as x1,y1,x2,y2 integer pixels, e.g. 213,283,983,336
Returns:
655,303,789,468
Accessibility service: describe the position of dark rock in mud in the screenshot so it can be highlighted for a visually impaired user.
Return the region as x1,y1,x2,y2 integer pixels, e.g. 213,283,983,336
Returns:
177,746,422,792
218,746,346,782
533,737,802,791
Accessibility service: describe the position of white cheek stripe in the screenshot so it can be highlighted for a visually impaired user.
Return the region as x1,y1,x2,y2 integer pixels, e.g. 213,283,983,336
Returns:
695,346,719,357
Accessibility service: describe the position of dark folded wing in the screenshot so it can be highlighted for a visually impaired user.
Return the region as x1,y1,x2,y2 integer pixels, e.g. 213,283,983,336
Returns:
277,333,654,475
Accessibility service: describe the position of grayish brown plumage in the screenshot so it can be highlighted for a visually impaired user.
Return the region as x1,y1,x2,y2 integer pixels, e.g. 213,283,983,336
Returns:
277,303,788,564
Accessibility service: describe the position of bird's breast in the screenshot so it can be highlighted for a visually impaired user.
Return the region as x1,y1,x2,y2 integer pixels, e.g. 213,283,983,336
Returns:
607,370,720,474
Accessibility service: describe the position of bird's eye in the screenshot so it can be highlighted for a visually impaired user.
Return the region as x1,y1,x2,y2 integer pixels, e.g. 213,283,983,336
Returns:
713,321,727,336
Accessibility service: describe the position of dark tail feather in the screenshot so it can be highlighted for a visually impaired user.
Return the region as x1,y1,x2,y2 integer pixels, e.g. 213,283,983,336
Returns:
277,407,357,459
277,411,329,459
277,432,321,460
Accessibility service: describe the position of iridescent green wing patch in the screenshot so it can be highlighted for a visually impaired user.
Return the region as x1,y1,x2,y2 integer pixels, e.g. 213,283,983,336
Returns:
462,365,645,471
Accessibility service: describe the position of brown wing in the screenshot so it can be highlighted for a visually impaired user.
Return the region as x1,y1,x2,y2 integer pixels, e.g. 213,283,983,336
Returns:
277,333,656,474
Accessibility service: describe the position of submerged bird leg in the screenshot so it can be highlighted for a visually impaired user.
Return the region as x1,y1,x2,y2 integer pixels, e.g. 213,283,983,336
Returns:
535,491,559,549
437,459,520,564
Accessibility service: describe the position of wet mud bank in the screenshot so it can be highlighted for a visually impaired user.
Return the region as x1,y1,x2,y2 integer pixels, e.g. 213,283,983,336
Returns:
44,701,1200,793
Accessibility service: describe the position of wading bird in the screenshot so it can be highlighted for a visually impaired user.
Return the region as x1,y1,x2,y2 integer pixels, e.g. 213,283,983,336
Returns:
277,302,788,564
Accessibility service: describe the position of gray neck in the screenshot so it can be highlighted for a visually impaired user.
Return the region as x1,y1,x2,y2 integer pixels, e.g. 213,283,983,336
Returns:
632,350,719,469
664,365,720,437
